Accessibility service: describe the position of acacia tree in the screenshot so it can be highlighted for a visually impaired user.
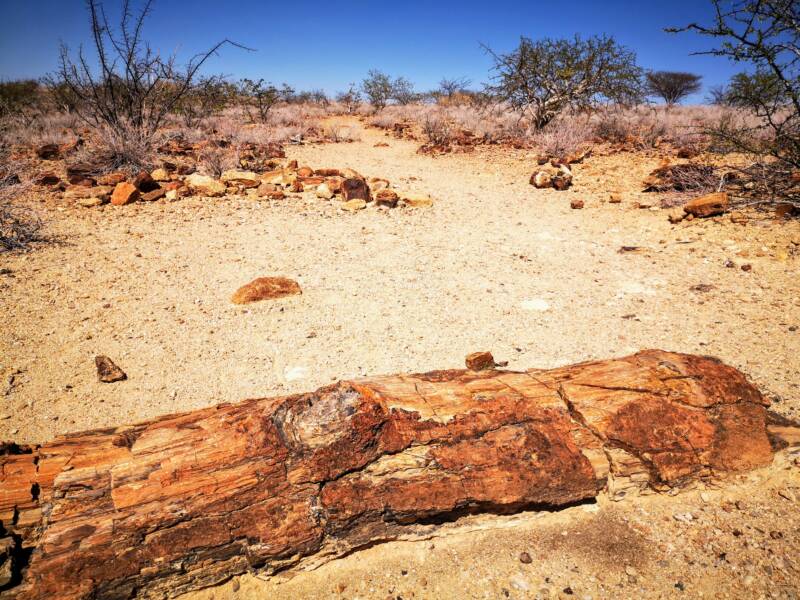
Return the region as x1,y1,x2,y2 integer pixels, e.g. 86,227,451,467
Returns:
335,83,362,113
48,0,244,169
361,70,393,111
438,76,472,98
484,35,644,130
391,76,417,105
237,79,294,123
670,0,800,205
645,71,702,105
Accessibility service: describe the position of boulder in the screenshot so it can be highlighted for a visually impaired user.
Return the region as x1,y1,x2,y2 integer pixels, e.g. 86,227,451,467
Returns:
683,192,729,218
341,177,371,202
231,277,302,304
110,182,139,206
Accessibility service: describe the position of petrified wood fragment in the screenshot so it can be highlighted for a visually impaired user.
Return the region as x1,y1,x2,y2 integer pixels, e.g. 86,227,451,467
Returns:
0,350,788,599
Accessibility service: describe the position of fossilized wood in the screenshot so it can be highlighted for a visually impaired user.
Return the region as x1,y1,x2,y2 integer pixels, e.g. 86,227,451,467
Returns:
0,350,791,599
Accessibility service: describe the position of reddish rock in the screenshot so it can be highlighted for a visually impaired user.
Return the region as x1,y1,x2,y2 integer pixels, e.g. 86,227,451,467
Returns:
570,199,585,209
35,144,60,160
315,168,342,177
94,355,126,383
683,191,729,218
96,172,126,186
297,166,314,177
374,188,399,207
34,172,61,186
465,351,496,371
110,182,139,206
0,351,785,600
530,171,552,188
132,170,160,192
231,277,301,304
341,177,371,202
141,188,166,202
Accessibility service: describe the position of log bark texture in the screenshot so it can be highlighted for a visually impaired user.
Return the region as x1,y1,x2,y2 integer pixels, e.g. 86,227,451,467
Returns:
0,350,782,599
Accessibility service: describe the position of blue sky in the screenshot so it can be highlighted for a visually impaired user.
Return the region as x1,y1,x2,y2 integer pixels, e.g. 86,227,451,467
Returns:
0,0,742,102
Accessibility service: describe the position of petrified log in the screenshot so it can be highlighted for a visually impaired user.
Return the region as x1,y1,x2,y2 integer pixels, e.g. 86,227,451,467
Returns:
0,350,790,599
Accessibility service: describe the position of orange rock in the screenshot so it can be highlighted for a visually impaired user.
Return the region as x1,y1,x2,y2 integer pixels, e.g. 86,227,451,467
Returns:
570,199,585,209
96,172,126,186
230,277,301,304
110,182,139,206
374,188,399,207
465,351,495,371
683,191,729,218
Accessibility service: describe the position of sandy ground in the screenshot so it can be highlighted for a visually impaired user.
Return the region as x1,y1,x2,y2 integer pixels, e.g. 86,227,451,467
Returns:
1,118,799,598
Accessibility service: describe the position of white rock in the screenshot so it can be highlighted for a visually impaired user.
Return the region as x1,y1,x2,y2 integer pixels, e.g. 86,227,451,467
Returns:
519,298,551,311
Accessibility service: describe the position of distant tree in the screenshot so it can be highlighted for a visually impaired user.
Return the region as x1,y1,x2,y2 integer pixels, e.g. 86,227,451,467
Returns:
670,0,800,205
438,76,472,98
484,35,644,130
335,83,362,113
361,70,393,111
174,75,233,127
0,80,42,122
391,76,417,105
645,71,702,105
706,83,731,105
237,79,294,123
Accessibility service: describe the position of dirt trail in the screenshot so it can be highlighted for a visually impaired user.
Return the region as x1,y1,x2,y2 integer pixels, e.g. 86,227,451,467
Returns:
1,116,799,598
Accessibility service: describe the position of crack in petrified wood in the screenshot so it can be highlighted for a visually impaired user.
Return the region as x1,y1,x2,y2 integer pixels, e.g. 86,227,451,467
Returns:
0,350,784,599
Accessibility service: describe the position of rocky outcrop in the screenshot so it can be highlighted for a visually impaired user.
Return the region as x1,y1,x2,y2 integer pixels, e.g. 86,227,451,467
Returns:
0,350,790,600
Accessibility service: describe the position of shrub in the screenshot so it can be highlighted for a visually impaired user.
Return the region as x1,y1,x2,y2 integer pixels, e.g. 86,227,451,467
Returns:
532,116,594,157
0,80,43,124
237,79,294,124
0,158,43,251
391,77,417,105
484,35,644,129
670,0,800,206
421,115,453,146
335,84,362,114
47,0,242,172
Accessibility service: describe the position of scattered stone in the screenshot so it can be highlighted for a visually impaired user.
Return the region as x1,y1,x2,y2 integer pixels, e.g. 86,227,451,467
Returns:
77,197,106,208
35,144,60,160
401,194,433,208
570,199,584,209
518,552,532,564
221,170,260,188
150,168,171,182
369,177,390,191
374,188,399,208
341,177,371,202
95,356,127,383
110,182,139,206
231,277,302,304
316,183,334,199
141,188,166,202
185,173,226,197
465,351,496,371
35,172,61,186
741,263,752,272
314,168,342,177
297,166,314,177
132,171,160,193
342,198,367,211
530,171,552,189
609,193,622,204
97,172,126,186
683,192,729,218
64,185,112,201
520,298,550,311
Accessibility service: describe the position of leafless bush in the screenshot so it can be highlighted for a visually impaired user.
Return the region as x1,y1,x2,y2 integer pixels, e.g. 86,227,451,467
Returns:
322,124,361,143
47,0,242,171
0,158,43,251
532,116,594,157
421,115,452,145
197,143,238,177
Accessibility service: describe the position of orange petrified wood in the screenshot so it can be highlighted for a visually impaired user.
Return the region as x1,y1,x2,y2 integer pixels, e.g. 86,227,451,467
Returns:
0,350,787,599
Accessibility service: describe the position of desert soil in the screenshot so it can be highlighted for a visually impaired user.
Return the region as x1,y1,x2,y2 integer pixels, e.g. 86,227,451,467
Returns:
1,117,799,598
